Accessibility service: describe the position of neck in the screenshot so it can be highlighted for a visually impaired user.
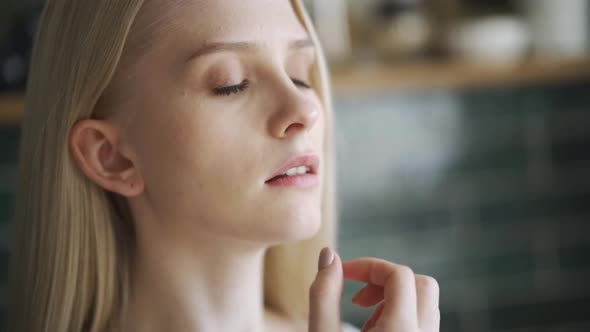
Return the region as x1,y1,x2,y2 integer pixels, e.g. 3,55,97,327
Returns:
125,225,276,332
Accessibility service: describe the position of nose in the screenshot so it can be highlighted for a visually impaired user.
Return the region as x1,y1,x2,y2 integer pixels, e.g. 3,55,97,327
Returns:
267,79,320,139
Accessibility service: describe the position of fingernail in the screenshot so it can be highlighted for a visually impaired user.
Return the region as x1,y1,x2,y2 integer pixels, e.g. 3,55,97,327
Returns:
318,247,334,270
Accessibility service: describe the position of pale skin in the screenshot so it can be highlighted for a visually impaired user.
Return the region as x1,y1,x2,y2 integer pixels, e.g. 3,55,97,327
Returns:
68,0,439,331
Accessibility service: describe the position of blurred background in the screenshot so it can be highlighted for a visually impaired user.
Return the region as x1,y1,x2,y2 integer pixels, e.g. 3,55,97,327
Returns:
1,0,590,331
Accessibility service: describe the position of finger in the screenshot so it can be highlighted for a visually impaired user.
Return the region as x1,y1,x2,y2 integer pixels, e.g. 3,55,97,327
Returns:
415,274,440,330
343,258,418,322
352,284,384,307
308,247,343,332
361,301,385,332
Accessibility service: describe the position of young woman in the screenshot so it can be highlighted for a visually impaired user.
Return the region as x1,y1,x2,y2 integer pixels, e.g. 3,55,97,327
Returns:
7,0,440,331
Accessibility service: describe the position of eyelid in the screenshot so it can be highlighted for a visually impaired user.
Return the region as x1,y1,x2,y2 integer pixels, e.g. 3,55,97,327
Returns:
213,79,250,96
212,77,312,97
292,78,311,89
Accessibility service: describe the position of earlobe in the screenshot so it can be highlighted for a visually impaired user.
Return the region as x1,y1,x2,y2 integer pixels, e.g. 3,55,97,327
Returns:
69,119,145,197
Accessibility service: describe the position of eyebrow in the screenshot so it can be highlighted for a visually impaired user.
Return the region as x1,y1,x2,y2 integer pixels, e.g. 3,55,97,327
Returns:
187,38,315,61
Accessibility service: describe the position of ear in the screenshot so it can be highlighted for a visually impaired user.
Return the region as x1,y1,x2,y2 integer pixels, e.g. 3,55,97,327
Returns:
69,119,144,197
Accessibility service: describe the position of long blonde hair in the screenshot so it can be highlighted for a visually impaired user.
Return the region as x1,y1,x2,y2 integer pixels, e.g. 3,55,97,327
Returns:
7,0,336,331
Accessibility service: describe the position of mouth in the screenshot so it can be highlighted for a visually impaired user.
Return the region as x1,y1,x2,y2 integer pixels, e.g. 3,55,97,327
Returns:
265,154,320,185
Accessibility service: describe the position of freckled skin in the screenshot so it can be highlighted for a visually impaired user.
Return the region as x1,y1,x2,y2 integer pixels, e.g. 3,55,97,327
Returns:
113,0,325,244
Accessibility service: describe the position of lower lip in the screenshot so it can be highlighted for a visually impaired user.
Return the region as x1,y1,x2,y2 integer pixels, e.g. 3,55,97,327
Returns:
265,174,319,188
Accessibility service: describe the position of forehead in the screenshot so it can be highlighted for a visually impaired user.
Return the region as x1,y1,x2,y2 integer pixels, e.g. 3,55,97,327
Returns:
141,0,308,45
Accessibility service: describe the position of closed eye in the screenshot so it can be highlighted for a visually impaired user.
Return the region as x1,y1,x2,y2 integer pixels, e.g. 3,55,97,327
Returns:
292,78,311,89
213,79,250,96
213,78,311,96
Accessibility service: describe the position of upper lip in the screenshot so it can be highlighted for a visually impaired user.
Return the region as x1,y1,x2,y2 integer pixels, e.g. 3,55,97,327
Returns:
265,153,320,182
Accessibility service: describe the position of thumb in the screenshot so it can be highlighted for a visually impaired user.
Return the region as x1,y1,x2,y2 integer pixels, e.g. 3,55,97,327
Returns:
309,247,343,332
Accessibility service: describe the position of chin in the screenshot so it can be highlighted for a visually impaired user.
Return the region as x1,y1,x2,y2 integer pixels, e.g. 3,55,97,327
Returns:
265,209,322,243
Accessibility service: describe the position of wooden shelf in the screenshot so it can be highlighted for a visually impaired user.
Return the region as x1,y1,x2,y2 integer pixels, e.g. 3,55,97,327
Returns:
2,56,590,125
331,56,590,94
0,92,24,126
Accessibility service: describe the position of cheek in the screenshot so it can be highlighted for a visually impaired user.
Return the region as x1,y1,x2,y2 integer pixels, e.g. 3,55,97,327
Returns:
316,107,326,141
311,104,326,154
145,117,227,185
139,114,200,174
131,107,256,215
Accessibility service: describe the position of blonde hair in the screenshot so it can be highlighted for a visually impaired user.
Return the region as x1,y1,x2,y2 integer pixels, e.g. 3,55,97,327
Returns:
7,0,336,331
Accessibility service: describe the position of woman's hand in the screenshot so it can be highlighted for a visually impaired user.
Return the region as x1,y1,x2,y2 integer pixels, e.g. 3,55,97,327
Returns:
308,248,440,332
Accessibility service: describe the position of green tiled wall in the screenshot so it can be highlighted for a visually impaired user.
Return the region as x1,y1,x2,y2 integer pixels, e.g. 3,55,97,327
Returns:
335,79,590,331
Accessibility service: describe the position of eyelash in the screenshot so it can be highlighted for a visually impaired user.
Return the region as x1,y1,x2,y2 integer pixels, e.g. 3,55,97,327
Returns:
213,78,311,96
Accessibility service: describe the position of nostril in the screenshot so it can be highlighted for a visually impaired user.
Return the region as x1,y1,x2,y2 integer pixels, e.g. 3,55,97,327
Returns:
284,123,304,135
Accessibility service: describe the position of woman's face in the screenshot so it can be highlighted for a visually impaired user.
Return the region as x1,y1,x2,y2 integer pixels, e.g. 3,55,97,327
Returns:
110,0,324,244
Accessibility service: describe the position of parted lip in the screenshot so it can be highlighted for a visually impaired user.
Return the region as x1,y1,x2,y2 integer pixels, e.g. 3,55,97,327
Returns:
265,153,320,182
